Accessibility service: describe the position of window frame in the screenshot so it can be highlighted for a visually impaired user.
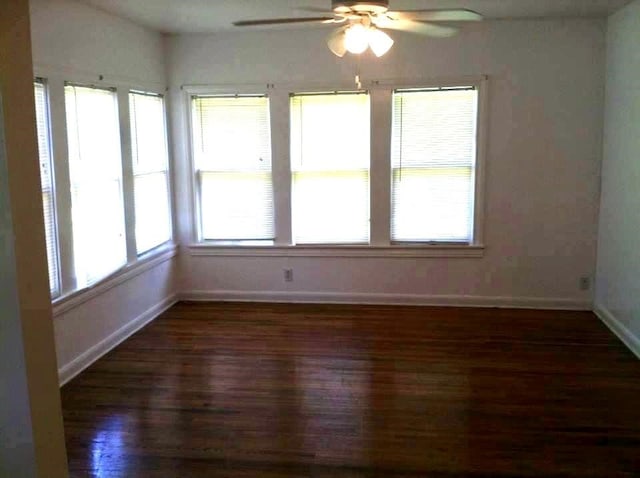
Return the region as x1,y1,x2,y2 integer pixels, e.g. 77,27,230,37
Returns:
128,89,174,256
190,92,275,243
64,81,129,288
34,77,62,298
34,70,175,308
185,85,277,245
389,84,481,245
185,75,488,258
289,89,372,245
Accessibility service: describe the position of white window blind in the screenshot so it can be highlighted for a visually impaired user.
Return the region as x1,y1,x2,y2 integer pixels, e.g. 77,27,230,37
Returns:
130,91,172,254
65,84,126,287
290,92,370,244
34,80,60,296
192,95,274,241
391,88,478,243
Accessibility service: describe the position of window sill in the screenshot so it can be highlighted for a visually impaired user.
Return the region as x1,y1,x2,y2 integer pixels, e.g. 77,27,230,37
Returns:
188,243,484,258
52,243,179,317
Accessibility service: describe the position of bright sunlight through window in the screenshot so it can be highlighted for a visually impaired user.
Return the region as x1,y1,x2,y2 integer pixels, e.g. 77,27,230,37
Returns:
391,88,478,243
65,84,127,287
130,91,172,254
191,95,274,242
290,92,370,244
34,79,60,296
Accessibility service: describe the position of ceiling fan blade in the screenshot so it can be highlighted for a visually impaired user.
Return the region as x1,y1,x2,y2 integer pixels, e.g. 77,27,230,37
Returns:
386,9,483,22
233,16,335,27
377,18,458,37
297,6,334,13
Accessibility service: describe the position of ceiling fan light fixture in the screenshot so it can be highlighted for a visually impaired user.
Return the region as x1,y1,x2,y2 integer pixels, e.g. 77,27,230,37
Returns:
344,23,369,54
368,28,394,57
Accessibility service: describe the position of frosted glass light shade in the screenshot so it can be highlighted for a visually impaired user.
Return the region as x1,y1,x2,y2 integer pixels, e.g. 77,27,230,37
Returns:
327,28,347,57
368,28,394,57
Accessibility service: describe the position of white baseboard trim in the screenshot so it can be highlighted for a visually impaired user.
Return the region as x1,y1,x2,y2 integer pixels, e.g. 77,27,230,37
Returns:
58,294,179,386
594,305,640,360
181,290,591,311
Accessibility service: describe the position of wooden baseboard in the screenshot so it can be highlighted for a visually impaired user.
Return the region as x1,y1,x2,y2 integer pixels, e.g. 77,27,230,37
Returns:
181,290,591,311
58,294,179,386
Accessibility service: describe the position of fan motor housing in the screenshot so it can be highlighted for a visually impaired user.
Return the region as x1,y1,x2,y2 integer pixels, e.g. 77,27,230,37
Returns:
332,1,390,14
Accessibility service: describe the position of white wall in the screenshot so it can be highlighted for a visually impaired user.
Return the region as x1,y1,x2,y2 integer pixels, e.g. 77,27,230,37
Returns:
30,0,166,86
168,19,605,308
29,0,178,384
595,0,640,357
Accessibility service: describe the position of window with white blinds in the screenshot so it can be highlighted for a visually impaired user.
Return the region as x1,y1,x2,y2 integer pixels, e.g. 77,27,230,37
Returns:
130,91,172,254
391,87,478,243
290,92,370,244
65,84,127,287
34,79,60,297
191,95,274,241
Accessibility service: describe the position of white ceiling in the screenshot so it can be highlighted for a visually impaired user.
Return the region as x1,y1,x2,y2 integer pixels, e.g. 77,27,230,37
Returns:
77,0,632,33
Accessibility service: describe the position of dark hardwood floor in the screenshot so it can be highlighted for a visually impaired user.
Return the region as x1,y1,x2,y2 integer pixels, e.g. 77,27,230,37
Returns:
61,302,640,477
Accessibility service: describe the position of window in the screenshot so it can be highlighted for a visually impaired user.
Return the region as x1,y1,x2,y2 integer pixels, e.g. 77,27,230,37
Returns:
129,91,172,254
391,87,478,243
188,79,485,255
191,95,274,241
34,79,60,296
65,84,126,287
290,92,370,244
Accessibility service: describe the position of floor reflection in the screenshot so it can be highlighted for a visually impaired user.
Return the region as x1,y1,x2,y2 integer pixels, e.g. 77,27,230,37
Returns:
90,414,129,477
61,302,640,477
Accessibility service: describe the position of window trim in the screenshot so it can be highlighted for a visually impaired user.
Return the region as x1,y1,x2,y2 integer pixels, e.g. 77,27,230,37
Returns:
64,82,129,287
53,242,178,314
184,76,488,257
188,243,484,258
289,89,372,245
390,85,480,244
34,78,62,298
128,90,174,256
35,68,176,305
188,91,275,242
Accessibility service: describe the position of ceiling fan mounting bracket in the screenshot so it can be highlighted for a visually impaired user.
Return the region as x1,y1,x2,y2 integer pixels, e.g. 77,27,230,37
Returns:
332,1,390,15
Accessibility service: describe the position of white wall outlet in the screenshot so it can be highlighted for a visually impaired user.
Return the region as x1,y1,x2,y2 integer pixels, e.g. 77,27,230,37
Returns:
284,268,293,282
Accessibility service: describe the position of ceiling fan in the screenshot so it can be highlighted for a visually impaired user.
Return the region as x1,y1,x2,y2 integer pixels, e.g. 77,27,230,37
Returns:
233,1,483,58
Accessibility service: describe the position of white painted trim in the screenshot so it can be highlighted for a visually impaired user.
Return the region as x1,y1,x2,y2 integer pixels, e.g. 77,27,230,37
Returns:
594,305,640,360
58,294,179,386
33,63,166,92
53,245,178,316
118,88,138,265
181,290,590,310
181,76,489,94
188,244,484,258
473,76,490,246
367,75,488,90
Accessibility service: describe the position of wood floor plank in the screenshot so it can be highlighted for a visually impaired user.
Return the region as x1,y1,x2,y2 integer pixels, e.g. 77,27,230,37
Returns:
61,302,640,477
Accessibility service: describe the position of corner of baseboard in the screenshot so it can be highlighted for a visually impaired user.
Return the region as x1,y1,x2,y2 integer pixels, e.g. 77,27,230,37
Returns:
594,304,640,360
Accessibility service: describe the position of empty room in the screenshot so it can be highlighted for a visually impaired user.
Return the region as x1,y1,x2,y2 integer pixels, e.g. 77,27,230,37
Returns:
1,0,640,476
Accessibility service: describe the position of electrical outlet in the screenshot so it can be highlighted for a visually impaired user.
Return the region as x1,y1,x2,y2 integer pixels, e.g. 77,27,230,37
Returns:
284,268,293,282
579,277,591,291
